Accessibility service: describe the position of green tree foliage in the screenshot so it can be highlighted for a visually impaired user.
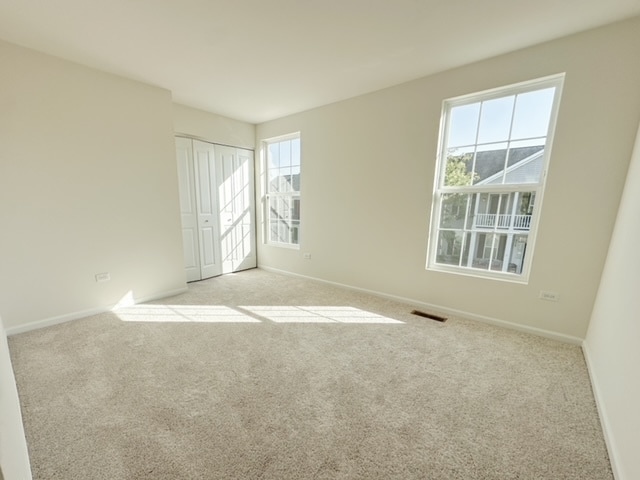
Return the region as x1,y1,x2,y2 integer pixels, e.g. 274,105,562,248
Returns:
444,153,477,186
440,153,477,223
437,154,478,265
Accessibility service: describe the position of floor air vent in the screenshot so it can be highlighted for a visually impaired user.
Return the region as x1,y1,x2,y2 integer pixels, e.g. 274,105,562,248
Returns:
410,310,448,322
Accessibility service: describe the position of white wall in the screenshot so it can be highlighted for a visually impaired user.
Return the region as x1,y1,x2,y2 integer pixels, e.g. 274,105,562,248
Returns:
584,121,640,480
0,316,32,479
255,17,640,341
0,40,187,333
173,103,255,149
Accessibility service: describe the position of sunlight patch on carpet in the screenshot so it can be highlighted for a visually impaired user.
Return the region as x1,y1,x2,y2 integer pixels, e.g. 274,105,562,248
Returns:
113,305,403,324
114,305,260,323
239,306,404,324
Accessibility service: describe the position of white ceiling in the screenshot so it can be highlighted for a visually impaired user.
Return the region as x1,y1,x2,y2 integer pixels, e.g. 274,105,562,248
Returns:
1,0,639,124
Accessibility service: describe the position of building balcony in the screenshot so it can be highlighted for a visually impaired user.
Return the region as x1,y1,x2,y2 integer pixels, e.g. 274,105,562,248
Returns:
474,213,531,230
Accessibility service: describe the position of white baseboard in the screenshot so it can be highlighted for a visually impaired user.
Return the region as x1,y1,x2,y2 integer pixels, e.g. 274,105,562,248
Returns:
258,265,583,345
5,286,188,336
582,340,622,480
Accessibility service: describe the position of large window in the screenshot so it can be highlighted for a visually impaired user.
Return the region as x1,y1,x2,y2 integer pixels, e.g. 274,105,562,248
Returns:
264,134,301,247
427,75,563,281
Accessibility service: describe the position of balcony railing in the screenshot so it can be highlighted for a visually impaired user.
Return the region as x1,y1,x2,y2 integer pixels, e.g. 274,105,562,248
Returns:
475,213,531,230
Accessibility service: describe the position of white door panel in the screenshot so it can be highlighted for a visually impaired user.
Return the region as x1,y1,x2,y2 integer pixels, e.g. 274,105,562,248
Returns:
175,137,201,282
176,137,255,281
193,140,222,280
215,145,256,273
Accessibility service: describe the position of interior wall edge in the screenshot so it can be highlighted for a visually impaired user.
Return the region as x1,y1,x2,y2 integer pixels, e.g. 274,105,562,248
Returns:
257,265,583,346
5,286,188,337
582,340,623,480
0,316,33,479
172,103,256,150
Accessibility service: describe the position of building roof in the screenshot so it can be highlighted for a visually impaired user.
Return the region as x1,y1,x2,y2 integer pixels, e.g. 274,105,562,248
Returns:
477,149,545,185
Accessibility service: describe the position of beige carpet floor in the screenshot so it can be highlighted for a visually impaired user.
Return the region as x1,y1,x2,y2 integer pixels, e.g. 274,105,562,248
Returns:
9,268,612,479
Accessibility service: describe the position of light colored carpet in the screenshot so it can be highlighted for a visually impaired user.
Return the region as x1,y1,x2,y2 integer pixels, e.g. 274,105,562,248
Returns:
9,268,612,479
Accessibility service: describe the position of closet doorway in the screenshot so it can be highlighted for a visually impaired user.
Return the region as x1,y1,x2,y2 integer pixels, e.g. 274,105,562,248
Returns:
175,137,256,282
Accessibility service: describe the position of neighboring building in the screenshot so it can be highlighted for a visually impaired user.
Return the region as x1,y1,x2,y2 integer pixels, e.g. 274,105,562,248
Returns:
437,148,543,274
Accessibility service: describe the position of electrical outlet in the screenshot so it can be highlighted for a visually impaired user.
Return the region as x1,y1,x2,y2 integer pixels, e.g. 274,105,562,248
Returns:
539,290,559,302
95,272,111,283
303,253,311,259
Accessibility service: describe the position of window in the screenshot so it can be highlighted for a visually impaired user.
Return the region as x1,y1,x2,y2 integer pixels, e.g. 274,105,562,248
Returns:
264,134,301,247
427,75,563,281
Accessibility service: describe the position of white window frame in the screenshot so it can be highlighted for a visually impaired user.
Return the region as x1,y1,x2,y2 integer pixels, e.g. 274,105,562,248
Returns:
427,74,564,283
263,133,301,249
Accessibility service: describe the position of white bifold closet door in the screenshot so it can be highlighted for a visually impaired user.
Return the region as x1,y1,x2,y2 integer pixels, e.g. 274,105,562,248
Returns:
175,137,256,282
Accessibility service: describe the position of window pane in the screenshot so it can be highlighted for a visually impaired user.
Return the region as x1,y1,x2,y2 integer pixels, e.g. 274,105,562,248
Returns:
511,88,555,140
477,96,515,144
280,196,290,220
448,103,480,148
443,150,475,187
503,152,544,184
290,221,300,245
268,143,280,169
474,192,497,229
268,169,280,193
278,167,292,192
507,141,544,167
279,140,291,168
465,195,478,229
291,138,301,167
270,222,279,242
291,198,300,221
461,232,472,266
436,230,463,266
265,135,301,247
472,142,546,186
291,169,300,193
508,234,529,274
517,192,536,215
440,193,469,229
471,233,490,270
490,234,508,271
278,221,288,243
429,77,562,280
472,143,508,184
268,196,278,220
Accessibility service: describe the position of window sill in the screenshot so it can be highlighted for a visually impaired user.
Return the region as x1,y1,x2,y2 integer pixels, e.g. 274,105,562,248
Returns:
426,263,529,284
266,242,300,250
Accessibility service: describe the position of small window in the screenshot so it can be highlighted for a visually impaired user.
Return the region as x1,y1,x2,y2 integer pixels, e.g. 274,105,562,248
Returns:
264,134,301,247
427,75,563,282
